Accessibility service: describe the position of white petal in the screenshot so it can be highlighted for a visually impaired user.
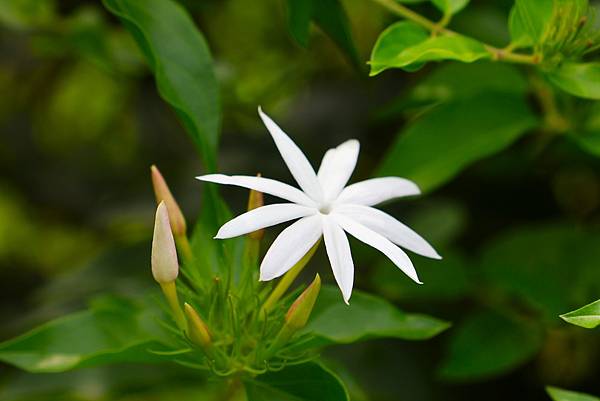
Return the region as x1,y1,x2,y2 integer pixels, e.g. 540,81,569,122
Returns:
335,177,420,206
196,174,315,207
260,215,323,281
215,204,316,239
322,215,354,304
317,139,360,201
258,107,323,202
335,204,441,259
332,213,422,284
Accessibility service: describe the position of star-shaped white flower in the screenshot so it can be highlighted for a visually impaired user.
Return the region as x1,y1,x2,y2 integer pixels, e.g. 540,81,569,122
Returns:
196,107,441,303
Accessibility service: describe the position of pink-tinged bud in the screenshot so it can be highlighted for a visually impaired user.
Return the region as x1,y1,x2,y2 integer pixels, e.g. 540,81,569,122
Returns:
151,201,179,284
285,274,321,331
150,165,187,237
247,173,264,240
184,303,212,348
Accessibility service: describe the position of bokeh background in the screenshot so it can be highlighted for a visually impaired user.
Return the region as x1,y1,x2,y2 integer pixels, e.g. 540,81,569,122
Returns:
1,0,600,400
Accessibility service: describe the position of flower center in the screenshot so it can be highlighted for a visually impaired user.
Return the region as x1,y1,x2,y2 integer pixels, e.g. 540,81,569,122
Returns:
319,203,332,215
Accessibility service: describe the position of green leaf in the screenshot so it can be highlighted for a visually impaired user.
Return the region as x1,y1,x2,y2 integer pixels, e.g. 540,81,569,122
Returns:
431,0,470,15
547,387,600,401
560,299,600,329
245,362,349,401
439,311,544,381
377,92,537,193
102,0,220,169
369,21,429,74
370,23,490,75
286,0,361,69
548,63,600,100
302,285,450,344
508,0,554,47
0,297,166,373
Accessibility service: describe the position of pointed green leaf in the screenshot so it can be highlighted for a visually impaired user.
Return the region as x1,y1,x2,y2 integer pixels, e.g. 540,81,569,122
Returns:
302,285,450,344
547,387,600,401
370,23,490,75
377,92,538,193
369,21,429,75
0,297,166,373
245,362,349,401
439,311,544,381
548,63,600,100
102,0,220,169
560,299,600,329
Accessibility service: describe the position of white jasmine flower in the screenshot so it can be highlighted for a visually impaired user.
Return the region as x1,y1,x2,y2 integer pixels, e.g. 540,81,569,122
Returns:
196,107,440,303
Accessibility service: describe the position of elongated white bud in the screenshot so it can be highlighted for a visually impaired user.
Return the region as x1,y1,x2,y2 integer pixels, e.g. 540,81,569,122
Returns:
151,201,179,284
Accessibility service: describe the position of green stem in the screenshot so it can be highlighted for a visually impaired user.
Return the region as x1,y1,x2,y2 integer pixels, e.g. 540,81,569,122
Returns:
261,239,321,314
371,0,541,65
372,0,439,31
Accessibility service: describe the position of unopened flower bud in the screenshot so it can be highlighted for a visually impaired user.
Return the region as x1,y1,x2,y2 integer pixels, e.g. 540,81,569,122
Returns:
184,303,212,348
266,274,322,357
151,201,179,284
152,202,186,330
151,165,187,237
285,274,321,331
247,173,265,240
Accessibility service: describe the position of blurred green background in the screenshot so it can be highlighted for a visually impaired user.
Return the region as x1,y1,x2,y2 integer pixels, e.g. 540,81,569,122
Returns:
1,0,599,400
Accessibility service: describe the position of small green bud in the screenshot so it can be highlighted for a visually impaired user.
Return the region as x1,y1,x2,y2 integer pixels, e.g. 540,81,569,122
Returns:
285,274,321,331
265,274,322,358
184,303,212,348
151,165,187,238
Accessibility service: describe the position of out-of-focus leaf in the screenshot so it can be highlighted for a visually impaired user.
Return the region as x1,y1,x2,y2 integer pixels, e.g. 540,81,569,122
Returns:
286,0,312,46
286,0,361,68
373,252,470,303
301,286,450,344
0,0,55,30
480,225,600,321
508,0,554,47
370,25,490,75
375,62,527,121
413,62,528,100
431,0,470,15
0,297,167,373
439,311,544,381
560,299,600,329
102,0,220,169
547,387,600,401
245,362,349,401
377,92,537,193
548,63,600,100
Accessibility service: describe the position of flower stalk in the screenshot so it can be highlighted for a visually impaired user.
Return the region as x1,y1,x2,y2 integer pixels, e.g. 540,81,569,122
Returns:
261,239,321,314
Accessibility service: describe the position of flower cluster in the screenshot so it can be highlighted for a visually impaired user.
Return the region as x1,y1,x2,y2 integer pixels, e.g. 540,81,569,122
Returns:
148,108,439,375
